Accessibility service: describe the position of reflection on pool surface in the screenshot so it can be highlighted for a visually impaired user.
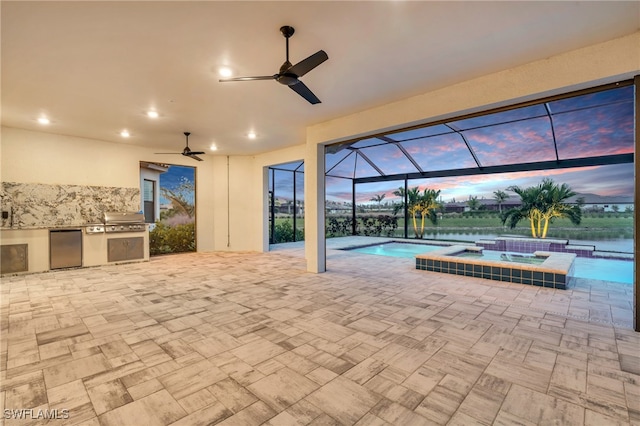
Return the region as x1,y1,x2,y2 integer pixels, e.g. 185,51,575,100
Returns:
456,251,546,265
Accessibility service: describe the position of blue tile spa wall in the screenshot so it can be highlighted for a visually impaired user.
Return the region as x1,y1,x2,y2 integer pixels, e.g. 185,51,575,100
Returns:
415,258,568,289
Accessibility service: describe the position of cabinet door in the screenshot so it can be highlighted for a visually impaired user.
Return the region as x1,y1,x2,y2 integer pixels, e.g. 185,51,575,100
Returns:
108,237,144,262
50,230,82,269
126,237,144,260
1,244,28,273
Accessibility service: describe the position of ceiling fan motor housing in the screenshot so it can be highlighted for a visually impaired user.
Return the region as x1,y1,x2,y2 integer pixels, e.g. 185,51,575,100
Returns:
277,73,299,86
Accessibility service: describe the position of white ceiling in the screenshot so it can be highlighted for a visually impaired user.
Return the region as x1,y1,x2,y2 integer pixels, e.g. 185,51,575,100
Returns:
2,1,639,157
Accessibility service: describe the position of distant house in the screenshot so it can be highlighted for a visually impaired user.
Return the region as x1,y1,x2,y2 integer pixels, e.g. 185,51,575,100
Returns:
443,199,520,213
140,162,170,223
273,198,304,215
442,193,633,213
568,194,634,212
326,201,352,215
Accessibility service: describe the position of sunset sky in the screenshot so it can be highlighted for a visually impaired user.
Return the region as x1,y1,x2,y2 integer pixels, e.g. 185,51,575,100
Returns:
320,84,634,204
326,85,633,180
325,163,634,204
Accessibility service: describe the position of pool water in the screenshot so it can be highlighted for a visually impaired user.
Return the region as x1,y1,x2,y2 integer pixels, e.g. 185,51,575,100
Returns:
573,257,633,284
347,242,442,258
347,242,633,284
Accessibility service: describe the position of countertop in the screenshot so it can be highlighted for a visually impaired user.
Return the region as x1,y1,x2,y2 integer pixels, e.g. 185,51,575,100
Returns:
2,225,89,231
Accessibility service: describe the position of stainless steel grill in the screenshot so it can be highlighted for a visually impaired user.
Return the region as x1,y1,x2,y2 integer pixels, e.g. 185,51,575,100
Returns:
102,211,146,233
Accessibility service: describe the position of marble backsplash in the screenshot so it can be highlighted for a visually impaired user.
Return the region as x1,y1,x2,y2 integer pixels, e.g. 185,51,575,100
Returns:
1,182,140,228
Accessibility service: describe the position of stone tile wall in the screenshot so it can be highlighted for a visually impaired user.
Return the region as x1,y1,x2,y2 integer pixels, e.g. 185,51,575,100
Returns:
1,182,140,228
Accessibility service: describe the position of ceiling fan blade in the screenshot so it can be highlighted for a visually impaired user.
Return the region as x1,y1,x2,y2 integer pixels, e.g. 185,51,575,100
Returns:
289,81,321,104
287,50,328,77
219,75,277,82
154,152,181,154
184,153,203,161
187,151,205,155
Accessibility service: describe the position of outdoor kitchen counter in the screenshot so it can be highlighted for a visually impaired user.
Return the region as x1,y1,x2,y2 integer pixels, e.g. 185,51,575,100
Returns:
1,228,50,274
1,226,149,276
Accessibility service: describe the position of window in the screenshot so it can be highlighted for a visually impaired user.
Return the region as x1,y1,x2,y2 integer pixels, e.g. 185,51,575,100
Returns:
143,179,155,223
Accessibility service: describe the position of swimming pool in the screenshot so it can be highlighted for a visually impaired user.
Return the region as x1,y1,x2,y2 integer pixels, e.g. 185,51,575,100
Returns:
346,242,445,258
346,242,633,284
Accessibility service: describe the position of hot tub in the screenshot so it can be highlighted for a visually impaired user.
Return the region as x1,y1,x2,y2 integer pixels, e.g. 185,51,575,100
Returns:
415,245,575,289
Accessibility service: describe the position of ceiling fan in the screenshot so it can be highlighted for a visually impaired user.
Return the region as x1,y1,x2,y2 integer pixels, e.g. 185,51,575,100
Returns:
155,132,205,161
219,25,328,105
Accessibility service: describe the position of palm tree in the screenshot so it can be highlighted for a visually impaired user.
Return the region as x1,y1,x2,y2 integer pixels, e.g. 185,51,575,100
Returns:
370,193,385,211
466,195,481,211
501,178,581,238
392,186,420,215
392,187,405,215
493,190,509,213
538,180,582,238
501,184,544,237
408,188,442,238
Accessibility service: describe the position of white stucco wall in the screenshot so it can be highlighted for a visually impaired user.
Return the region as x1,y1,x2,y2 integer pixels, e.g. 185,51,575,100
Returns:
0,127,220,252
0,127,303,254
1,128,143,187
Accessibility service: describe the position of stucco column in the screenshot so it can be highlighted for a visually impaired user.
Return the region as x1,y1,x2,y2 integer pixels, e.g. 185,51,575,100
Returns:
261,166,270,252
304,142,326,273
634,75,639,332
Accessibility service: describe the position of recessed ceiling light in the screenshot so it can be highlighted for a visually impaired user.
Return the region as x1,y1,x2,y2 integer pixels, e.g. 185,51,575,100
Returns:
147,110,159,118
210,144,218,151
247,131,257,139
120,130,130,138
37,117,50,125
219,67,233,78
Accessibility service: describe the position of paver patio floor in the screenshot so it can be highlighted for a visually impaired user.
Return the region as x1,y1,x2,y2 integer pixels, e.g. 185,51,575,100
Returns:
1,239,638,425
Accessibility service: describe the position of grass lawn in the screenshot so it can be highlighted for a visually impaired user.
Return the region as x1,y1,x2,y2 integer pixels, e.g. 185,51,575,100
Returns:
275,212,633,240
